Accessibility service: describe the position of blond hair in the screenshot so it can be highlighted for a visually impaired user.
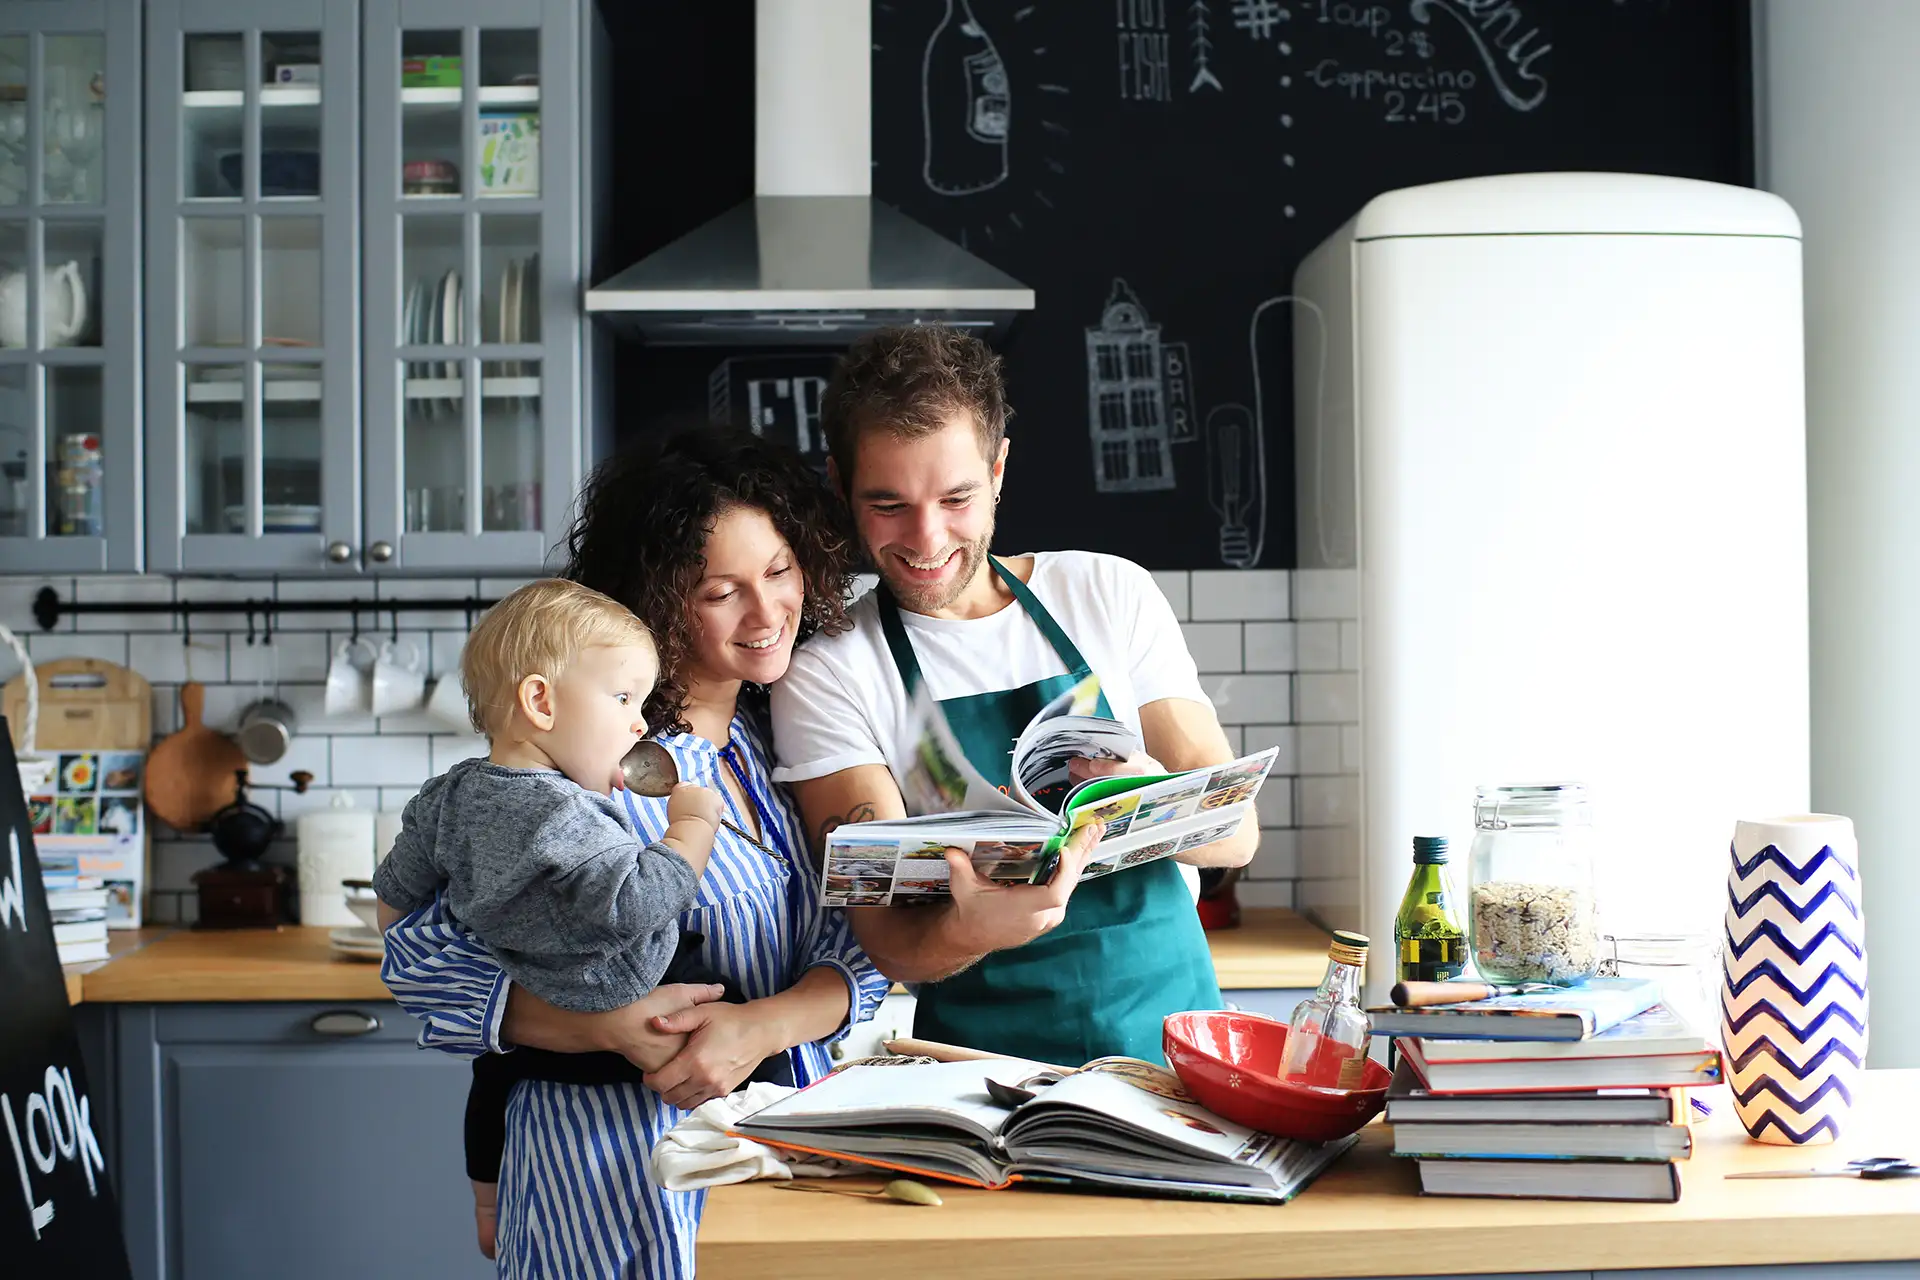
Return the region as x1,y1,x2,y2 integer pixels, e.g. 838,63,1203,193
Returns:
460,579,657,738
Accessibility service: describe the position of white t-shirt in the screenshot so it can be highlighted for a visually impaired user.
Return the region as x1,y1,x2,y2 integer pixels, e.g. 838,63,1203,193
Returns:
770,550,1210,785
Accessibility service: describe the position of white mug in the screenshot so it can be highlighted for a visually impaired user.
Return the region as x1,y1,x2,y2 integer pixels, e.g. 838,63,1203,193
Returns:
371,638,425,717
424,672,473,734
323,637,378,717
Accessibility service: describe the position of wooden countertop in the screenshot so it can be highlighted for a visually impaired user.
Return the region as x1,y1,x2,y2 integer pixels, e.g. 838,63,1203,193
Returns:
697,1070,1920,1279
67,926,390,1004
65,908,1333,1004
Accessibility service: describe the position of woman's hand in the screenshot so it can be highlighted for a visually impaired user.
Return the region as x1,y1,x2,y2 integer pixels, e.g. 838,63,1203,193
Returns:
642,1003,778,1111
599,982,729,1073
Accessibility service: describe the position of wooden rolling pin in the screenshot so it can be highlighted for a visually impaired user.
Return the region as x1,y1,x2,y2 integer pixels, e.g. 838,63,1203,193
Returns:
1390,979,1558,1007
882,1037,1071,1075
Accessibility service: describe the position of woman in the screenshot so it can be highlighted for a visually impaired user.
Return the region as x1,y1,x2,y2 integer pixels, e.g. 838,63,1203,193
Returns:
380,427,891,1278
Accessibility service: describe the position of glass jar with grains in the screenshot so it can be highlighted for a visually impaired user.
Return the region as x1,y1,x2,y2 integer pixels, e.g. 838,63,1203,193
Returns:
1468,783,1601,985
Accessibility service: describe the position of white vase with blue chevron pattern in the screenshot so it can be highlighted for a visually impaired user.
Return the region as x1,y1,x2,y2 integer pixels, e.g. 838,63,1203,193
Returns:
1721,815,1868,1146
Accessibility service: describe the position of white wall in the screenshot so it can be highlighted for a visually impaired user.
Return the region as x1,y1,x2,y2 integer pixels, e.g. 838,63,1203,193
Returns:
1761,0,1920,1068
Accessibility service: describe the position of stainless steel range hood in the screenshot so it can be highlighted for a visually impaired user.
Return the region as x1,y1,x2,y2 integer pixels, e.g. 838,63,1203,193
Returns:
584,0,1034,346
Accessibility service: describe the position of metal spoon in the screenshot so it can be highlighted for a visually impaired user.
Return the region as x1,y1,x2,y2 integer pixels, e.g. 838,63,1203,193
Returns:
619,740,764,847
774,1178,944,1206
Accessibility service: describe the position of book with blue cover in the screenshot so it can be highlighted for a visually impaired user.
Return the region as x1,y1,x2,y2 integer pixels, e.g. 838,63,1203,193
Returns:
1365,977,1664,1044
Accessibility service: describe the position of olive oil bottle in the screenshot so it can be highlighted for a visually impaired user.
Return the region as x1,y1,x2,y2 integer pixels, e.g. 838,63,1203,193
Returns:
1394,836,1466,983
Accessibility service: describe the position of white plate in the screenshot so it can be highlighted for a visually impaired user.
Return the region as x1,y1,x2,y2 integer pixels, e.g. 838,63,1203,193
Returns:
440,269,460,412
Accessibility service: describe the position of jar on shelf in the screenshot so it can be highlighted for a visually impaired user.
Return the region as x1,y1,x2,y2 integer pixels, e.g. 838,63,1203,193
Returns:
1468,782,1601,985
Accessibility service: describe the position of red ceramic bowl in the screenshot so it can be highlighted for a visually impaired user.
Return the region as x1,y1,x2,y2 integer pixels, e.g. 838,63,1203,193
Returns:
1163,1010,1390,1143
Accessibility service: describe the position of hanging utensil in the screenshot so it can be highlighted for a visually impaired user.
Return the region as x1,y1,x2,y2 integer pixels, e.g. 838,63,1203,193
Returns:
619,740,764,848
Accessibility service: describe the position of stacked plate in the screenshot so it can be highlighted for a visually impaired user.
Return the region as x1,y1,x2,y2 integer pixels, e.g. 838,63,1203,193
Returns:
329,925,383,962
402,268,462,414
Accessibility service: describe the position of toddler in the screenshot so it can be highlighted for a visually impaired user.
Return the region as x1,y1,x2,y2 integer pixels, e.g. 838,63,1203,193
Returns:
372,579,790,1257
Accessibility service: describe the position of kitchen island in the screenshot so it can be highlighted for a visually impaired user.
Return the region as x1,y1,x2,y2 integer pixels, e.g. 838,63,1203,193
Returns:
66,910,1335,1280
695,1070,1920,1280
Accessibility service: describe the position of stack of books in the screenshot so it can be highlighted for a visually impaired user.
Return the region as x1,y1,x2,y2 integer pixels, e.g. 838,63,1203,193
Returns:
1370,978,1723,1203
40,849,110,966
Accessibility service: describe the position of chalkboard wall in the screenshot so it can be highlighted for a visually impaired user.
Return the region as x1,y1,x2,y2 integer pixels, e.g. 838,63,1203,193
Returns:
603,1,1753,570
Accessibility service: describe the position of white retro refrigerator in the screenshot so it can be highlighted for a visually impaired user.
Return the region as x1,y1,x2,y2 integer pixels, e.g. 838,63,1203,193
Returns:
1290,173,1810,1004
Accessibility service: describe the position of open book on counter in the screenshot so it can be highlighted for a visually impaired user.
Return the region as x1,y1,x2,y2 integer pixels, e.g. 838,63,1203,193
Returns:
730,1059,1355,1203
822,674,1277,907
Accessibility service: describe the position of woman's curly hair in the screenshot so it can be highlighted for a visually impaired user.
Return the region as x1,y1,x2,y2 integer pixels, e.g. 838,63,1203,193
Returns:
561,424,857,736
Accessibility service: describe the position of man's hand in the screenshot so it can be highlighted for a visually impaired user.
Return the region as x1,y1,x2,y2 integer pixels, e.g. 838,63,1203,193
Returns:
943,819,1105,957
599,981,728,1073
1067,751,1166,784
643,1002,778,1111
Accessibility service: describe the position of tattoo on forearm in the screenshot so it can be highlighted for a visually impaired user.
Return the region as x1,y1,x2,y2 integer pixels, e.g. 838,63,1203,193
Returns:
815,803,876,850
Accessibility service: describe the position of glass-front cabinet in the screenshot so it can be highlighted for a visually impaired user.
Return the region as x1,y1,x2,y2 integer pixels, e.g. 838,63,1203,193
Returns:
0,2,140,572
143,0,590,575
145,0,359,572
361,0,580,572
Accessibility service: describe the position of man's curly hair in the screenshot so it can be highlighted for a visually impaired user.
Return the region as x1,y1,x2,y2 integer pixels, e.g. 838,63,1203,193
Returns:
561,425,857,736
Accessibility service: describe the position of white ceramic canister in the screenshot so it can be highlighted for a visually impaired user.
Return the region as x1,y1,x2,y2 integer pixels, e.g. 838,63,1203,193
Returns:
296,793,376,928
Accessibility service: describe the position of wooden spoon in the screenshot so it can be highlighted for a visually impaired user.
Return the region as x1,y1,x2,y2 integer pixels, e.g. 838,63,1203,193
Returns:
619,740,764,847
774,1179,944,1206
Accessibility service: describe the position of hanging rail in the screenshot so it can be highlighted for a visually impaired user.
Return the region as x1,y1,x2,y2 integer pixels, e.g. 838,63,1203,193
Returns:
31,585,501,643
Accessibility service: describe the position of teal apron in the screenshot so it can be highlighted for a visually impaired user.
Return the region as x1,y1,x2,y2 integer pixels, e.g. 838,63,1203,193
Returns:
877,557,1222,1067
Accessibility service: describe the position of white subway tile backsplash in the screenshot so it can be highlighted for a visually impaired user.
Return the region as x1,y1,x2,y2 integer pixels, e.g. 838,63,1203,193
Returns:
27,632,127,666
1190,570,1290,621
1294,621,1340,672
1248,827,1299,880
0,578,61,637
1219,724,1243,755
1300,826,1351,880
329,735,431,788
1180,623,1242,674
430,732,488,775
428,631,468,682
1242,724,1297,775
1292,568,1357,621
373,576,482,630
1150,571,1190,621
151,683,180,735
1199,674,1293,725
1295,672,1358,723
1242,623,1295,673
283,683,377,736
196,683,260,731
247,734,331,790
128,633,229,685
1298,725,1341,775
1341,724,1362,772
378,787,420,812
228,631,331,684
1255,780,1293,828
1339,621,1360,671
1298,774,1358,827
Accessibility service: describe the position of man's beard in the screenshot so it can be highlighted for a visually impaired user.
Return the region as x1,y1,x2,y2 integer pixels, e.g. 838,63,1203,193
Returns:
874,525,995,614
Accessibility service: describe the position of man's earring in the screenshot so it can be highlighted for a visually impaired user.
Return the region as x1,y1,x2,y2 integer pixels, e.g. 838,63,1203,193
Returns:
993,493,1002,506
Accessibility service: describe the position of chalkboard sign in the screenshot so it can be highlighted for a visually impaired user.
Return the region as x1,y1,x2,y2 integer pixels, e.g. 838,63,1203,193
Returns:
0,720,131,1279
603,1,1751,570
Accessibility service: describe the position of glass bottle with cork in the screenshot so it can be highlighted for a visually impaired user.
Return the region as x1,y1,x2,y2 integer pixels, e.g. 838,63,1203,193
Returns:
1280,930,1372,1089
1395,835,1466,984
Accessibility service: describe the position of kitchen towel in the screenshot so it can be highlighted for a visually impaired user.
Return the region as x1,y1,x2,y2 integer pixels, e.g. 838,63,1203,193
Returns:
650,1081,857,1191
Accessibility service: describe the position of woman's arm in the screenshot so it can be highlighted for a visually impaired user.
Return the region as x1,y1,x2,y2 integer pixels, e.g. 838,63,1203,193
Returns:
642,966,853,1110
378,898,723,1068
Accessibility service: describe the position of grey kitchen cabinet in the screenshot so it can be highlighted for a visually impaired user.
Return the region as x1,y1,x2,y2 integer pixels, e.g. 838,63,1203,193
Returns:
104,1001,493,1280
0,0,143,572
144,0,604,576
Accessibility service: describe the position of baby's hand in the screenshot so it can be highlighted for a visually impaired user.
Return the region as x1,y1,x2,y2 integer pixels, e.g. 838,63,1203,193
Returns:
666,781,724,831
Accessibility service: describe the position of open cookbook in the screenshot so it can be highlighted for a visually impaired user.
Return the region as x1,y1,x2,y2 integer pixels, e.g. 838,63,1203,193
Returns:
821,675,1278,907
731,1059,1355,1203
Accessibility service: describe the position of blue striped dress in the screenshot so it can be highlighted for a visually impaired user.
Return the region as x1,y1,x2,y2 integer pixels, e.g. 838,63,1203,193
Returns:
381,710,889,1279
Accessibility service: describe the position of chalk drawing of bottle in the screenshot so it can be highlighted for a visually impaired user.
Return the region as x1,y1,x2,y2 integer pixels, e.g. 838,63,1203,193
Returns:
922,0,1011,195
1205,403,1264,568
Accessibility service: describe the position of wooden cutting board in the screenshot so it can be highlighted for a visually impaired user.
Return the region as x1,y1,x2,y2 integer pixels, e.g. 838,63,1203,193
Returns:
145,682,244,832
4,656,151,754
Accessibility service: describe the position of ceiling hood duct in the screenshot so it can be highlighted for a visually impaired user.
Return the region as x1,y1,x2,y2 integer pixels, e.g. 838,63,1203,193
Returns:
584,0,1035,346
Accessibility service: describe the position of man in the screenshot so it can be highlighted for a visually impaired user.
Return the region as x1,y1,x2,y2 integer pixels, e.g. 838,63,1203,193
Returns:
770,325,1257,1067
